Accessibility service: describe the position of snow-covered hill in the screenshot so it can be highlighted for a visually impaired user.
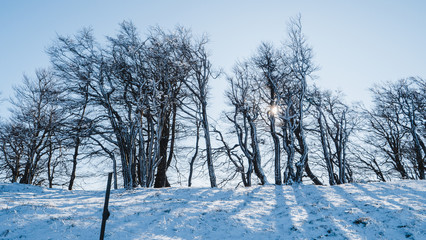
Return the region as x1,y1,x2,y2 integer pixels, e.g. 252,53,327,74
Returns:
0,181,425,240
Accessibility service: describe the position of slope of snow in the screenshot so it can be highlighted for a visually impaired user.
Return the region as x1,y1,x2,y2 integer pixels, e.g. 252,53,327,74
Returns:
0,180,425,239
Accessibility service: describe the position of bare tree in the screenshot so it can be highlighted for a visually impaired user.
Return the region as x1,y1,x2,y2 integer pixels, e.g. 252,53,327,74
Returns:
0,122,25,183
310,89,335,185
364,78,425,180
9,70,65,186
309,88,358,185
182,34,218,187
225,61,268,186
49,24,142,188
350,144,387,182
285,15,318,184
187,120,201,187
48,32,94,190
48,28,113,189
48,22,220,189
212,126,249,187
252,42,283,185
232,15,319,186
393,78,425,179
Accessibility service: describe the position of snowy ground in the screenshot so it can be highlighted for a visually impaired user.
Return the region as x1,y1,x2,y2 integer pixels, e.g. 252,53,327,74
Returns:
0,180,425,240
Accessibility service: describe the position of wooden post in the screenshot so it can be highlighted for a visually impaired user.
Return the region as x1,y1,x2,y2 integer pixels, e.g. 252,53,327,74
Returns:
100,172,113,240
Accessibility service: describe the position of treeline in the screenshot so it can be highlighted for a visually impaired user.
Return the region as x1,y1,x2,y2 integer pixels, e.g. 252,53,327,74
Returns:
0,17,424,189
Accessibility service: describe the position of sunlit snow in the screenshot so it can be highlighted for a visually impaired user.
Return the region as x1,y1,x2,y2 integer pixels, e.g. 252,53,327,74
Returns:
0,180,425,239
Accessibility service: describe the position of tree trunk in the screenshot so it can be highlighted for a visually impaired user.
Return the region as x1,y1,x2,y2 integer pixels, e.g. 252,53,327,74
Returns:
305,161,323,185
268,115,282,185
201,101,217,188
167,103,177,169
154,116,170,188
283,120,296,184
249,120,267,185
295,124,322,185
409,115,425,179
318,109,335,185
47,138,54,189
112,153,118,190
188,122,200,187
68,137,80,190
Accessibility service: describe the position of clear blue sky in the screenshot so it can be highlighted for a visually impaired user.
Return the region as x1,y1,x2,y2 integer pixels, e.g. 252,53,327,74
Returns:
1,0,426,119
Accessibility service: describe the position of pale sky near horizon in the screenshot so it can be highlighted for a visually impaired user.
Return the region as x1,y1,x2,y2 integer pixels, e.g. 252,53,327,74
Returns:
1,1,426,120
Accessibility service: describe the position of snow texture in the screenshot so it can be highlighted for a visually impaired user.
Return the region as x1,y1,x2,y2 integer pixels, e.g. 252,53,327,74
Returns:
0,180,425,239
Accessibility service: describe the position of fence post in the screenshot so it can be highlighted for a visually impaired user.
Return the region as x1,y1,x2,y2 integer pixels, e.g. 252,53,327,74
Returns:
100,172,113,240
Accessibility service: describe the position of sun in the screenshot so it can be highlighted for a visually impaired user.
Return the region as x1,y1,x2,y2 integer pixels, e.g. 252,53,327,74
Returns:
269,105,279,116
